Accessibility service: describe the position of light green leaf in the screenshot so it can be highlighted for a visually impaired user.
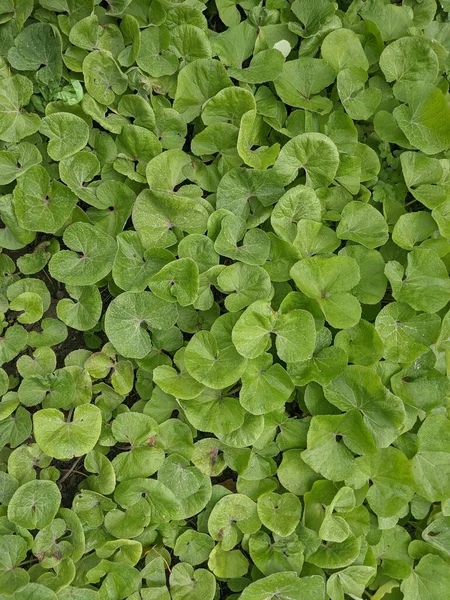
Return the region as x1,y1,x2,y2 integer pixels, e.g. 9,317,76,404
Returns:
302,411,375,481
83,49,128,104
274,133,339,187
411,414,450,502
33,404,102,459
56,285,102,331
173,58,232,122
0,75,41,142
394,86,450,155
240,572,325,600
271,185,322,243
149,258,199,307
7,23,62,85
290,255,361,329
185,315,247,389
257,492,302,537
324,365,405,447
327,566,376,600
385,248,450,313
105,291,178,359
232,300,316,363
7,479,61,529
228,49,285,84
49,223,117,285
274,58,335,113
136,25,178,77
337,201,388,249
401,554,450,600
14,165,77,233
0,535,29,595
375,301,440,363
379,37,439,102
169,563,215,600
240,353,294,415
202,87,256,126
40,113,89,161
346,447,414,518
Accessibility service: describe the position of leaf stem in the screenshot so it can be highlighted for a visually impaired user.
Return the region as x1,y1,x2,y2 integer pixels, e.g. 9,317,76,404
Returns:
148,546,172,573
58,456,83,485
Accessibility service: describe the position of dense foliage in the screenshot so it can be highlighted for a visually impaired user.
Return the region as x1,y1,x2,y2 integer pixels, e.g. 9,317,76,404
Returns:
1,0,450,598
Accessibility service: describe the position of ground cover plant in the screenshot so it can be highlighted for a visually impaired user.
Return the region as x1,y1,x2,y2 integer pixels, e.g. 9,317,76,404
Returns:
2,0,450,598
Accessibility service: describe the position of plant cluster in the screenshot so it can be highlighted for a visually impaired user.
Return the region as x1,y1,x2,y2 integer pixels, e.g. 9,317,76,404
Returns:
1,0,450,598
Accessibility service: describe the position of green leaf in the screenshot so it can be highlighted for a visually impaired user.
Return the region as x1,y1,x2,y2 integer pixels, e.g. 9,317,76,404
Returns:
133,189,209,248
0,75,40,142
257,491,302,537
217,263,272,312
293,219,339,258
9,291,43,324
274,58,335,113
324,365,405,447
212,21,256,68
111,412,163,481
149,258,199,307
379,37,439,103
57,285,102,331
302,411,376,481
208,493,260,550
153,363,204,401
288,345,348,387
346,447,414,518
228,49,285,84
105,291,178,359
0,535,29,595
375,302,440,362
0,325,28,365
13,165,77,233
385,248,450,313
392,211,437,251
327,566,376,600
290,256,361,329
322,28,369,72
337,201,388,249
7,23,62,85
334,320,384,366
240,353,294,415
0,141,42,185
49,223,117,285
33,404,102,459
58,151,100,206
202,87,256,126
237,109,280,169
113,123,161,182
240,572,325,600
169,563,216,600
208,544,248,579
232,300,316,363
401,554,450,600
337,68,381,121
158,454,212,519
411,414,450,502
185,315,247,389
40,113,89,161
7,479,61,529
83,49,128,104
214,213,271,266
173,58,232,122
136,25,178,77
274,133,340,187
394,86,450,155
271,185,321,243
